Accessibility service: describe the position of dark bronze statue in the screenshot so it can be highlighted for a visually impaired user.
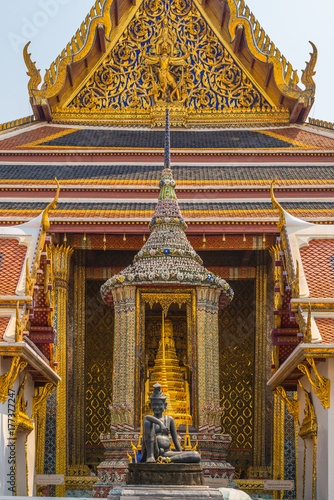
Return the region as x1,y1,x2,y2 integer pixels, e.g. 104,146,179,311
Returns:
141,383,200,463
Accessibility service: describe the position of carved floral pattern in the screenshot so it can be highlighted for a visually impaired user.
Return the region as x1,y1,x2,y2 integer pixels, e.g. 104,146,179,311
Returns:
69,0,269,113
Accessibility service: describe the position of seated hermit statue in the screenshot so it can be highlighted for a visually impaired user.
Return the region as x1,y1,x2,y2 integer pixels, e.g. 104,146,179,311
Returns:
141,383,200,463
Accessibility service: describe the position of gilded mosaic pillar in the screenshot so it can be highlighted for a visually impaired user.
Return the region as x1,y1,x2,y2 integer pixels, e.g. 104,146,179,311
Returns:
272,394,285,499
196,287,220,425
253,251,267,468
52,245,73,497
112,286,136,411
71,250,86,467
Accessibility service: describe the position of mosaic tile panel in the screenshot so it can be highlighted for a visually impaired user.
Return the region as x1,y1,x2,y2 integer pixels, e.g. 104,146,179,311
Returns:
283,392,297,500
67,272,75,464
85,280,114,465
44,293,58,476
265,262,275,467
219,279,255,473
66,489,92,497
44,390,57,475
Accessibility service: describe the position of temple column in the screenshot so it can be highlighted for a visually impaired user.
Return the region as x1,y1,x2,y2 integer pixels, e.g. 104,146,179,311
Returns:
71,250,86,468
33,383,55,475
52,245,73,497
253,251,267,468
196,287,221,425
112,286,136,410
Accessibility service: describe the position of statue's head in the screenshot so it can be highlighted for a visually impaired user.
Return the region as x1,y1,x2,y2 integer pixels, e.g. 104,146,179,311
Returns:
149,383,167,413
161,42,169,55
162,18,168,27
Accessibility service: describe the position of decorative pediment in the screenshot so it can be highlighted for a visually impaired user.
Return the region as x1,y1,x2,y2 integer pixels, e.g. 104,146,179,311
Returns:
25,0,316,126
54,0,285,126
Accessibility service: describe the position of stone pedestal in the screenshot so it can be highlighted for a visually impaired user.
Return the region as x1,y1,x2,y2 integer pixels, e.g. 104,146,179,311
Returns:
108,485,223,499
92,430,139,498
197,432,234,483
127,463,204,486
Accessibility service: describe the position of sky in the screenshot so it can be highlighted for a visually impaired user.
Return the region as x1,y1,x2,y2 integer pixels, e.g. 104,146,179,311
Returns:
0,0,333,124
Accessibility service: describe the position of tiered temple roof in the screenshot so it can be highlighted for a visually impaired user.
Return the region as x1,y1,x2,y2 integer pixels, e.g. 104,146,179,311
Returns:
268,185,334,391
0,188,60,386
0,0,332,242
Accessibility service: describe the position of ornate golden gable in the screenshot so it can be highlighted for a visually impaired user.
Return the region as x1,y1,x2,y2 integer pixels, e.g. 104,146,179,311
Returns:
24,0,316,127
55,0,284,126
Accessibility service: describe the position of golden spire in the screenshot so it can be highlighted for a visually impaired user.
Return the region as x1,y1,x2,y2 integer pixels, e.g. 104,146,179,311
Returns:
42,178,60,232
149,316,192,428
160,312,174,414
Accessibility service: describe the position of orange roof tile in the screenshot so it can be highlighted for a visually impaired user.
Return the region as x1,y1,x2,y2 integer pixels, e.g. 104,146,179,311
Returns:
0,239,27,294
300,239,334,298
0,316,10,340
315,318,334,344
271,127,334,149
0,125,74,150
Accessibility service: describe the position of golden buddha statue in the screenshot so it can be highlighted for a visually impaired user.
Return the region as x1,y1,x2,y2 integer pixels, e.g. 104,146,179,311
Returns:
146,317,192,429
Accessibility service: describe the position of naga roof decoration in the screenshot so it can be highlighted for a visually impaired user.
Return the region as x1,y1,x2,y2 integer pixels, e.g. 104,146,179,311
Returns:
0,180,60,386
100,109,234,304
268,183,334,391
24,0,317,126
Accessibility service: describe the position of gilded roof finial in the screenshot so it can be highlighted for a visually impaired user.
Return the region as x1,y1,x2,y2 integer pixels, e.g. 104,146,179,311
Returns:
270,178,285,231
301,41,317,95
23,42,42,97
303,303,312,343
42,178,60,232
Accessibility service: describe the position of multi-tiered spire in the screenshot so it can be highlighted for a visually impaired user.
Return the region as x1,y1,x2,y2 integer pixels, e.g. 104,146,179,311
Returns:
100,109,233,304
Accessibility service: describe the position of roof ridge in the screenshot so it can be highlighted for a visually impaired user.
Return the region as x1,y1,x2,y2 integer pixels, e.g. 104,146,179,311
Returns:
309,118,334,132
45,0,104,88
0,115,36,134
234,0,298,87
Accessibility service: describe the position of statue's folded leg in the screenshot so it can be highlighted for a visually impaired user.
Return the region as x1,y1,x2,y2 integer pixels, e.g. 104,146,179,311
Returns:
164,450,201,463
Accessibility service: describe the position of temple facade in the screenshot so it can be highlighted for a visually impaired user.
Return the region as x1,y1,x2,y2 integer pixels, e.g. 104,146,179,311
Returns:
0,0,334,499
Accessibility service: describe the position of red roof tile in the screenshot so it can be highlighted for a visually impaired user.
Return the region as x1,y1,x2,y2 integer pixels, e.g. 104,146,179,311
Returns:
315,318,334,344
270,127,334,149
0,125,75,150
0,316,10,340
300,239,334,298
0,239,27,294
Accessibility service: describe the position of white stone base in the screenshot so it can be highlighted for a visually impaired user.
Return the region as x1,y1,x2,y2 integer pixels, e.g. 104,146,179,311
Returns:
108,485,223,499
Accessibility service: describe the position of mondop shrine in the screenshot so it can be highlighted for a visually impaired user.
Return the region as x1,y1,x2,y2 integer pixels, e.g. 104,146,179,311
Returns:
0,0,334,499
